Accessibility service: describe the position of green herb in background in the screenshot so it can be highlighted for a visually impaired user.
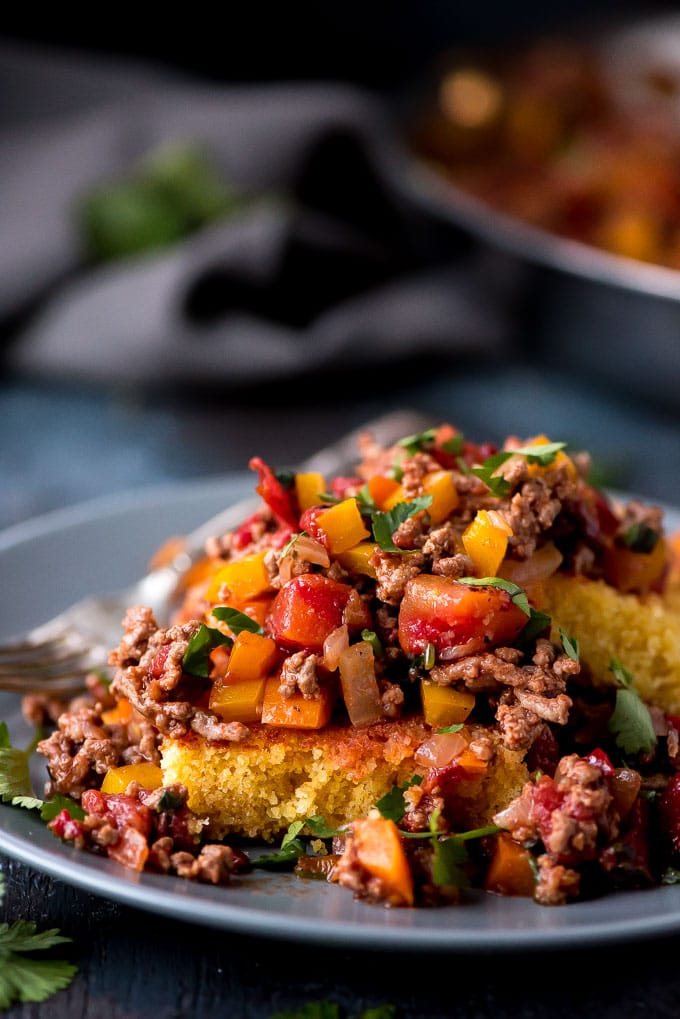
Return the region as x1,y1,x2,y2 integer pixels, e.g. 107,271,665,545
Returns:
77,141,244,262
269,1002,398,1019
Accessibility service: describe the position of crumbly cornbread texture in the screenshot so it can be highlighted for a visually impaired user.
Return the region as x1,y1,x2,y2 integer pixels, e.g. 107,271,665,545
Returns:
160,718,528,841
543,574,680,714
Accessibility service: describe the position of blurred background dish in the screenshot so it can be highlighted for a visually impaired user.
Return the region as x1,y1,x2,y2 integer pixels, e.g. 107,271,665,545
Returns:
391,9,680,409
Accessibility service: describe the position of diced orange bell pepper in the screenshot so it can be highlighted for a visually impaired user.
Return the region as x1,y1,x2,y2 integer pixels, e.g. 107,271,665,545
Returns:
348,815,414,907
367,475,401,509
261,676,334,729
225,630,278,683
101,697,133,726
316,498,370,555
209,676,267,722
484,832,536,897
295,471,326,512
462,509,513,577
422,470,459,525
382,483,406,512
420,681,475,728
524,434,577,481
206,551,272,604
336,541,378,579
100,762,164,794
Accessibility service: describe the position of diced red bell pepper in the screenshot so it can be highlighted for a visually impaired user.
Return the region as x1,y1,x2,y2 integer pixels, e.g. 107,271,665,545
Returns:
249,456,299,530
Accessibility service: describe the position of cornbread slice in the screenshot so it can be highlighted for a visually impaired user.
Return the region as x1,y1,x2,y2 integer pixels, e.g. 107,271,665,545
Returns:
160,719,529,841
543,574,680,714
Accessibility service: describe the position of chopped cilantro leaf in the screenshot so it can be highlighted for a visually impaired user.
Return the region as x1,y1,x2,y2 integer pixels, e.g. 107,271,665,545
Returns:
559,629,580,662
254,839,306,870
608,659,657,755
456,576,531,615
510,441,567,465
371,496,433,552
436,723,464,734
0,723,40,804
397,427,438,455
375,776,423,822
182,624,232,677
212,605,264,636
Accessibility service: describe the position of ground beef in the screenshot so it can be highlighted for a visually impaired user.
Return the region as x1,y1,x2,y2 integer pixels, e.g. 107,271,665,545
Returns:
109,608,248,742
37,706,130,799
372,550,425,605
278,651,320,699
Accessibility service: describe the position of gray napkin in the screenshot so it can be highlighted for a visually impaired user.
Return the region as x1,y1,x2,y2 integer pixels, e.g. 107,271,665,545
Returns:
1,42,514,385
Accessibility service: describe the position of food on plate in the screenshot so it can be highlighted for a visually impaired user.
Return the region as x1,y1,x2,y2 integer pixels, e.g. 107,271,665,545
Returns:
19,421,680,908
408,33,680,268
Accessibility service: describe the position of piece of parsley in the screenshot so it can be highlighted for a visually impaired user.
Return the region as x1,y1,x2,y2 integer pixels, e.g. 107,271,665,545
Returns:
371,496,433,552
182,623,233,677
255,815,344,869
375,776,423,822
0,723,85,822
0,871,77,1009
211,605,264,636
559,629,580,662
608,658,657,756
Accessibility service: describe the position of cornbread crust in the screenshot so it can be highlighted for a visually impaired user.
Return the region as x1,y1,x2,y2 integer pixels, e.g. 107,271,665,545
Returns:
160,718,529,841
543,574,680,714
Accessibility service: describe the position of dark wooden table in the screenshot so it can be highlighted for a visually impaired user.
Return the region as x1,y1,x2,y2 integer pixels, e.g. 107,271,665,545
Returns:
3,365,680,1018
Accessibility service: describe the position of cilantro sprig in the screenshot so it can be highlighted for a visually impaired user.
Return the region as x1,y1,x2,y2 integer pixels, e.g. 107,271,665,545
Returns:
468,441,567,497
0,863,77,1008
375,776,423,822
608,658,657,756
0,722,84,821
371,496,433,552
254,814,344,869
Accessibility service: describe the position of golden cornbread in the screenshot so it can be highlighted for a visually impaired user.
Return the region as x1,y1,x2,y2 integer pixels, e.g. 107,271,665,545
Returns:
160,718,529,841
543,574,680,714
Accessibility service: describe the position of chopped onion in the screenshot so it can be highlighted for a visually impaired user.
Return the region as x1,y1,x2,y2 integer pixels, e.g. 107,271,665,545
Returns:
278,534,330,584
498,542,563,587
322,624,349,672
414,731,467,769
338,641,383,725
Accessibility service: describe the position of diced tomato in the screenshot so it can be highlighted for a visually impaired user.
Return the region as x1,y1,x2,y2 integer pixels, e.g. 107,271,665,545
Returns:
48,809,84,842
298,506,330,550
527,775,564,843
397,575,527,658
269,574,354,651
249,456,299,530
231,511,264,551
81,789,152,838
149,644,171,680
583,747,615,776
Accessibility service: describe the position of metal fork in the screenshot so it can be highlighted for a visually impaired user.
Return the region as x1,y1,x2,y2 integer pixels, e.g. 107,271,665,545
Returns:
0,408,433,697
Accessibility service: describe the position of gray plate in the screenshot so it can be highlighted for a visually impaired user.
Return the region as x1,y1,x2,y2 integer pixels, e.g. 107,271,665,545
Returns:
2,478,680,952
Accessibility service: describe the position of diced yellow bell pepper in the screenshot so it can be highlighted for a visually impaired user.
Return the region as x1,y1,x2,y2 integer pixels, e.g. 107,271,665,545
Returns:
225,630,278,683
382,471,458,526
295,471,326,512
462,509,512,577
367,475,401,509
422,470,459,525
316,498,370,555
336,541,378,578
261,676,334,729
100,762,164,794
420,681,475,727
206,551,272,603
209,676,267,722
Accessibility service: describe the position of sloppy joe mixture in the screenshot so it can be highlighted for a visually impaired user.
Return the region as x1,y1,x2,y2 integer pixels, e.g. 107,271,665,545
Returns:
19,422,680,908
